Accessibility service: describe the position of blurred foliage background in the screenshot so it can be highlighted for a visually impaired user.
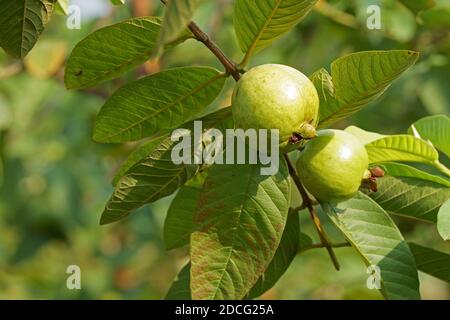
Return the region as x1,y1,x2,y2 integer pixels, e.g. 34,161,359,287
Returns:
0,0,449,299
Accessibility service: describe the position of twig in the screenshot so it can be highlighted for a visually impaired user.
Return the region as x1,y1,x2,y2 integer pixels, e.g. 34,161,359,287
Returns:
159,0,241,81
187,22,241,81
284,154,341,271
299,241,351,253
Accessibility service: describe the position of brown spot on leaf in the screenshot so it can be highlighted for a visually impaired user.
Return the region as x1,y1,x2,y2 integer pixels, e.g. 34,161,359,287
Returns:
195,208,214,223
197,194,209,210
274,222,284,233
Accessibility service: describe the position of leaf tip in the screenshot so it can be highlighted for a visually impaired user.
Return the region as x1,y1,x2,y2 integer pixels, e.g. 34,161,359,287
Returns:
406,50,420,62
91,125,110,144
99,213,114,226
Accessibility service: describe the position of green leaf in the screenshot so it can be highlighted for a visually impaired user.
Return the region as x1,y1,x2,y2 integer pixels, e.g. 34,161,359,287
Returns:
322,193,421,300
100,137,199,225
313,51,419,128
298,231,313,250
437,198,450,241
112,107,232,185
344,126,385,145
157,0,202,53
112,136,167,186
409,243,450,283
165,263,192,300
366,135,439,164
93,67,226,143
65,17,192,89
408,115,450,157
310,68,339,125
55,0,68,15
234,0,318,66
164,173,206,250
167,214,301,300
247,210,299,299
399,0,436,14
110,0,126,5
378,162,450,188
165,214,301,301
100,108,232,225
190,158,291,300
366,135,450,177
0,0,56,58
368,175,450,223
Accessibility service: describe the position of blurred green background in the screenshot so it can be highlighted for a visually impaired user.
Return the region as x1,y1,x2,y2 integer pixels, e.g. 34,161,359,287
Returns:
0,0,449,299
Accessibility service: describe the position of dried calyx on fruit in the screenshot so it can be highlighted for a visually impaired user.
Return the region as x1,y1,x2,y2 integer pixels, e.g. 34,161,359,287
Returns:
361,166,386,192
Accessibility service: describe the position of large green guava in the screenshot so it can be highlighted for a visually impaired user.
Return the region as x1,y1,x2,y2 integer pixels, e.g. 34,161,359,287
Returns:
296,129,369,203
231,64,319,151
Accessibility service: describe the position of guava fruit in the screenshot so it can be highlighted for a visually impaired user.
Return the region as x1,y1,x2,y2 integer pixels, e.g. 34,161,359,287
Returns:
231,64,319,151
296,129,369,203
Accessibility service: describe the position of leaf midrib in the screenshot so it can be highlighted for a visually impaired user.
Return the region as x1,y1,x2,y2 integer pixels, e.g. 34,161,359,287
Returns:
325,196,420,299
21,0,28,58
318,53,418,127
242,0,282,64
104,156,193,222
366,137,437,163
100,71,224,141
68,18,165,89
210,165,257,300
326,204,388,298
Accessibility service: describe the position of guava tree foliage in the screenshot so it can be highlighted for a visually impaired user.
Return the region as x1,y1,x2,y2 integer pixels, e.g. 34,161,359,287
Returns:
1,0,449,300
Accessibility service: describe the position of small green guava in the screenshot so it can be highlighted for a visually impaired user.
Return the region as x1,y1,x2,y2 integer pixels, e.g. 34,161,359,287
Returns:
231,64,319,151
296,129,369,203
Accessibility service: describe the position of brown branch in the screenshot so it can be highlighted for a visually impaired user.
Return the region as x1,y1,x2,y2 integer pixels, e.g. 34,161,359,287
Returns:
187,22,241,81
159,0,241,81
285,154,341,271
